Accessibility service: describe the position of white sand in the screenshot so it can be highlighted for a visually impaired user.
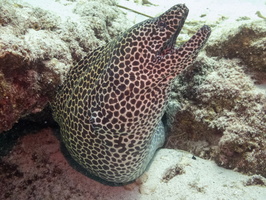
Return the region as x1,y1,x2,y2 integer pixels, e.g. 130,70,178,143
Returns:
84,149,266,199
126,149,266,200
21,0,266,25
118,0,265,24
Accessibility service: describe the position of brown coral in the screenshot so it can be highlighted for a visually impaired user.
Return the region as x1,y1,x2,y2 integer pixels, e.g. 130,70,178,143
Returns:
205,20,266,84
166,55,266,177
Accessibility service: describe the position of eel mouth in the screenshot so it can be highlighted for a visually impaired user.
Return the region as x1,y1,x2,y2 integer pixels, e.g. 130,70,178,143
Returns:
158,6,188,56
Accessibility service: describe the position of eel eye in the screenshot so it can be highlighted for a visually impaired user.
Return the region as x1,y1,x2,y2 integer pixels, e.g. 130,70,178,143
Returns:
158,20,166,30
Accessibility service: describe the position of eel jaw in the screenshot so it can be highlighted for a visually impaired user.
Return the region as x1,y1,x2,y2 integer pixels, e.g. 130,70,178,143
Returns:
176,25,211,57
157,12,187,57
158,24,211,61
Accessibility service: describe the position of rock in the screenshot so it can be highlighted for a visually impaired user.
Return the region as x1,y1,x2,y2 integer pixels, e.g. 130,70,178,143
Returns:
165,19,266,177
205,19,266,84
0,0,129,133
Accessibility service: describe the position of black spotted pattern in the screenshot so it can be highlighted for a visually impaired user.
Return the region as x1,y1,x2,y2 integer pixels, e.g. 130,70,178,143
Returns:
51,4,211,184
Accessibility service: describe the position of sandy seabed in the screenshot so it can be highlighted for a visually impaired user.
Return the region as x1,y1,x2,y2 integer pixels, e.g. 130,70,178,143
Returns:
1,128,265,200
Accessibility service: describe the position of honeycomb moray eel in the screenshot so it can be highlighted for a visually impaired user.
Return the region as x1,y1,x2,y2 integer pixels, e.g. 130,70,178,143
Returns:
51,4,211,185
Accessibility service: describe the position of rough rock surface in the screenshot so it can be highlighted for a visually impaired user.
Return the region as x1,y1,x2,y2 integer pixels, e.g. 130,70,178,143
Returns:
0,0,129,133
165,19,266,177
205,20,266,84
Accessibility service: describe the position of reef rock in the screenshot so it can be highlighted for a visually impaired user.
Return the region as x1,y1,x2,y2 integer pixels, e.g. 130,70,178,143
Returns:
205,19,266,84
166,19,266,177
0,0,128,133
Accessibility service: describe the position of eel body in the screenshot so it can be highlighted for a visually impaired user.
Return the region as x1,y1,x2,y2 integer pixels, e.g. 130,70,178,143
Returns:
51,4,211,184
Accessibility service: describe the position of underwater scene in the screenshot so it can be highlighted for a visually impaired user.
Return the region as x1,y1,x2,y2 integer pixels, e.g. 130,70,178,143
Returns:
0,0,265,199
